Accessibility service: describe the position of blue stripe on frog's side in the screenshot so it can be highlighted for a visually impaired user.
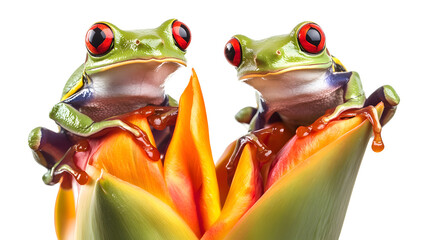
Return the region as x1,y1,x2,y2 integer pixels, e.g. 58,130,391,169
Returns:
326,69,352,89
62,86,94,109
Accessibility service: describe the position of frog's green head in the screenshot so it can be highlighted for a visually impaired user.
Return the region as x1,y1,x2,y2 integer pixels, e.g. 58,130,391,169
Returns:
60,19,191,121
224,21,332,80
84,19,190,74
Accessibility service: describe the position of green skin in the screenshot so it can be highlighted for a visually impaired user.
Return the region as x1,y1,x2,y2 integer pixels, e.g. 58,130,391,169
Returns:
29,19,186,171
57,19,185,136
233,21,399,132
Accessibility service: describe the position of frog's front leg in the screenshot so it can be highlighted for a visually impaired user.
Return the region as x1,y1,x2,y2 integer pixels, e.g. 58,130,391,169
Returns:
322,73,399,127
296,72,368,138
50,102,159,160
226,122,291,184
323,71,366,123
50,103,142,137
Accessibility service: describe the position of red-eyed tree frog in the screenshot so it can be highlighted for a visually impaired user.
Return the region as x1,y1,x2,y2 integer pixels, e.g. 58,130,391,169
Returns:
28,19,191,185
224,21,399,176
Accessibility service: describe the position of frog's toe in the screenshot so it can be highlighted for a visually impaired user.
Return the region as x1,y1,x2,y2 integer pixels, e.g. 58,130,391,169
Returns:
365,85,400,109
28,127,52,168
383,85,400,106
235,106,257,124
365,85,400,126
28,127,42,150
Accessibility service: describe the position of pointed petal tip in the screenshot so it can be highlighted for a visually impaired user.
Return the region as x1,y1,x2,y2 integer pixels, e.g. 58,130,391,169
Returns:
164,69,221,235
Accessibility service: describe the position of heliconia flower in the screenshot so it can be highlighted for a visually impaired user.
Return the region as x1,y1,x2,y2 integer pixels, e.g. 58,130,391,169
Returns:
214,103,385,240
52,69,389,240
55,69,219,240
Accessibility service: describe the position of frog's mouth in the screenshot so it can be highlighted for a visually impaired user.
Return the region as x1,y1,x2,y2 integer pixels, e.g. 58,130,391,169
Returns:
85,58,187,75
238,62,332,81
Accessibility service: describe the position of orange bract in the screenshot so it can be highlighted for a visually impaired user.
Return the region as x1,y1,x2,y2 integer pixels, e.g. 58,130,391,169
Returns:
164,69,221,237
89,113,174,208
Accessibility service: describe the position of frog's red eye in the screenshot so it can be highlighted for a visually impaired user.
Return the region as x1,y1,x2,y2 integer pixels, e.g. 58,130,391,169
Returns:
298,23,325,54
225,38,242,67
85,23,114,56
172,20,191,51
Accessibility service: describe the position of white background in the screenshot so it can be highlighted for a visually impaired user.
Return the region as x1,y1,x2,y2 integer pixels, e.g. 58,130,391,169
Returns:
1,0,428,239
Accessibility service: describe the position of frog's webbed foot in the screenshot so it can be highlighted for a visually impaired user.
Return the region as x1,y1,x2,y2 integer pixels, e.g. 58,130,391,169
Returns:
146,107,178,130
297,85,400,152
316,85,399,130
226,124,288,185
28,127,73,169
29,127,89,186
365,85,400,126
321,100,365,124
84,118,160,161
115,105,179,160
42,140,90,186
226,134,271,185
142,106,178,160
118,105,178,130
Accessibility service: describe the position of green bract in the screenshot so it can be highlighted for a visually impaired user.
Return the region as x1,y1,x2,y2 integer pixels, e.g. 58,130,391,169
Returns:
75,167,197,240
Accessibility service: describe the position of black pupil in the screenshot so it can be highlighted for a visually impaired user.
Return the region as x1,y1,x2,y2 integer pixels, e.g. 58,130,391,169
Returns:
89,27,106,48
225,43,235,63
178,25,190,43
306,28,321,46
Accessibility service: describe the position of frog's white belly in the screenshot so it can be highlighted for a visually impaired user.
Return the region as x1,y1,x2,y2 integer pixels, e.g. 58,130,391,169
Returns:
245,69,345,128
273,87,344,128
79,61,179,121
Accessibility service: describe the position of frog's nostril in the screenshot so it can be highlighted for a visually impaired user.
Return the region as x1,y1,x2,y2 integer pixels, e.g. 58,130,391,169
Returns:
276,50,281,55
135,40,140,45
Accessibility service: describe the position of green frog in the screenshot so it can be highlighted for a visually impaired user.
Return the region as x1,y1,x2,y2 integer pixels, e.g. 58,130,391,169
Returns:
28,19,191,185
224,21,399,175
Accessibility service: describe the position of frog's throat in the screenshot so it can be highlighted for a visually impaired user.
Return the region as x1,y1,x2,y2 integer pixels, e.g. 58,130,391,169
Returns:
238,62,332,81
85,58,186,75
